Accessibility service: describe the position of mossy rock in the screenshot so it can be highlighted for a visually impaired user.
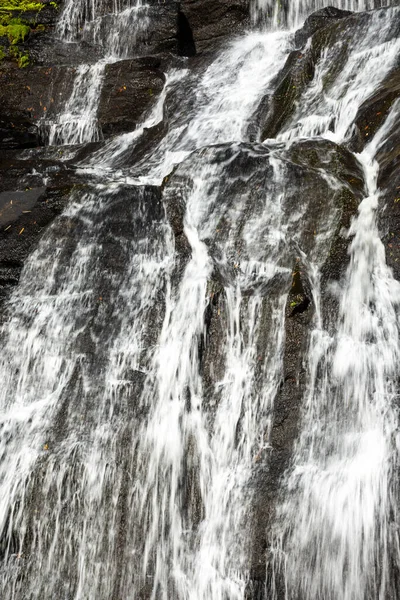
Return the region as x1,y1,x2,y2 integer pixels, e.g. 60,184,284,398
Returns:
0,0,59,67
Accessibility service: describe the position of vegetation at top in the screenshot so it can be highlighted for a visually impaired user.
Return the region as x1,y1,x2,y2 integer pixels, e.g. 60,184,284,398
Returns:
0,1,51,67
0,1,44,11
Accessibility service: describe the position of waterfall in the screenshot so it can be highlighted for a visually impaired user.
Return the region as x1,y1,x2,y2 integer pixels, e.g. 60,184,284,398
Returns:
267,8,400,600
1,0,400,598
269,102,400,600
46,0,150,145
252,0,391,29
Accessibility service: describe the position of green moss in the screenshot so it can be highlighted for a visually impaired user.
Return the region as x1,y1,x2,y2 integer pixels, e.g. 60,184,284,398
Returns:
2,42,30,66
0,0,51,66
17,48,28,66
0,1,44,11
0,0,48,45
0,17,30,43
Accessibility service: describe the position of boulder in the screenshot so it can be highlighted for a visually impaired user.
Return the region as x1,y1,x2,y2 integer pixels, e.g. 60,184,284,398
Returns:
0,63,76,149
179,0,249,53
259,9,373,140
348,64,400,152
294,6,353,49
98,57,165,136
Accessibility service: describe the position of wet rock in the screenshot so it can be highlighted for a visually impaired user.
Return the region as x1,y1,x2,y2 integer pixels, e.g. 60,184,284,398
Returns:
376,115,400,282
80,0,180,58
0,63,76,149
0,183,74,305
141,1,182,55
287,138,365,193
163,137,364,398
294,6,353,49
0,187,47,228
259,47,316,140
98,57,165,136
0,145,89,192
259,10,374,140
180,0,249,53
351,58,400,283
348,63,400,152
163,140,364,590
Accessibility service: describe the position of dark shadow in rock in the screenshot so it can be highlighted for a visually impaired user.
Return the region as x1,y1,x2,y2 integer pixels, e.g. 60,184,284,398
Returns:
177,11,196,57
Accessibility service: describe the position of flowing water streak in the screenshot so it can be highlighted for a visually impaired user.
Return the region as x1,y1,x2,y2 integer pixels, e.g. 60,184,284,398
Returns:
91,29,301,600
57,0,138,42
0,185,173,599
252,0,390,29
131,149,296,599
268,11,400,599
3,0,400,597
47,0,149,146
272,6,400,144
0,26,293,596
88,30,292,182
48,61,106,145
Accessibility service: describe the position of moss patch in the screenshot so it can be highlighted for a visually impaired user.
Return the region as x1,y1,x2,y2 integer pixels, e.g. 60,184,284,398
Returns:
0,1,44,11
9,43,29,66
0,0,49,67
0,17,30,43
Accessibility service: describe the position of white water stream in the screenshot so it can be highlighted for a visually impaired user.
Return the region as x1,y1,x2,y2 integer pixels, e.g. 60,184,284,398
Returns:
266,6,400,600
47,0,150,145
270,109,400,600
1,0,400,598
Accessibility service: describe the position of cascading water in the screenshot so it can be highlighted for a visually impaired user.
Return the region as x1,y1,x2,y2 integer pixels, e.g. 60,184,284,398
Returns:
1,0,400,599
46,0,150,145
266,7,400,600
269,102,400,600
252,0,391,29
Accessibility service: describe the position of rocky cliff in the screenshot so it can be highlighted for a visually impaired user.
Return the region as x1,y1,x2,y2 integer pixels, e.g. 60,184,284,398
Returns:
1,0,400,598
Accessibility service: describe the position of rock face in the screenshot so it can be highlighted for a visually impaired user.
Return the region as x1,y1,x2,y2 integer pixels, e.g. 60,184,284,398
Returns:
0,0,252,152
293,6,353,48
98,58,165,136
345,61,400,280
259,9,376,140
180,0,250,52
162,138,365,591
1,1,400,598
376,88,400,282
0,64,76,149
0,182,74,305
349,65,400,152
